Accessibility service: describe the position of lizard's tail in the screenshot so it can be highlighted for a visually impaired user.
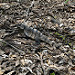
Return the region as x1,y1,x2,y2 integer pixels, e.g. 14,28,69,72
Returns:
40,35,54,46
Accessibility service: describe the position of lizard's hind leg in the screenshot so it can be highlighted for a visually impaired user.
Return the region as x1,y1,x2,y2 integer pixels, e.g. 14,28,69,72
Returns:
35,36,41,45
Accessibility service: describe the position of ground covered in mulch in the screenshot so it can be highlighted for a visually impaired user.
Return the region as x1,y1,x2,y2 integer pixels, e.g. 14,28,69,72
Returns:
0,0,75,75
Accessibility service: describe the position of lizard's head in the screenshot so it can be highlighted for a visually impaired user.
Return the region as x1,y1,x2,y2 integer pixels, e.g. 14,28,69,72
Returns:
16,23,25,29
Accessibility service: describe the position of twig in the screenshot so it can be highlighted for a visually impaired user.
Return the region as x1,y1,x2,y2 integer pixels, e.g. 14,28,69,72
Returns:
40,52,45,75
26,0,34,16
0,39,24,54
25,0,34,22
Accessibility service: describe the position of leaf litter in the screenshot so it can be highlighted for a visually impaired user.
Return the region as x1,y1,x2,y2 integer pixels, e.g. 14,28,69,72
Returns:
0,0,75,75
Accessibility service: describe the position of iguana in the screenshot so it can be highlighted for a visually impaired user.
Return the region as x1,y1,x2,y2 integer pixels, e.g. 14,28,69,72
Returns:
16,23,55,46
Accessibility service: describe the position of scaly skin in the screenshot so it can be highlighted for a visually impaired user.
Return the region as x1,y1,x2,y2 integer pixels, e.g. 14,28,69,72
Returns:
16,23,53,46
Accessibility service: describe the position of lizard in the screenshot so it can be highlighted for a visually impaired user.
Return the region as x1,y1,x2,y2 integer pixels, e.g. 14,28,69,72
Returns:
16,23,55,46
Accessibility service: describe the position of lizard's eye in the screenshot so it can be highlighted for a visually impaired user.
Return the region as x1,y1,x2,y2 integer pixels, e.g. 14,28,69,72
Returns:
19,24,24,29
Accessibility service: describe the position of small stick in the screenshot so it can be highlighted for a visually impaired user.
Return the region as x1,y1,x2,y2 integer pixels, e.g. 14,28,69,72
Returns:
26,0,34,16
0,39,24,54
25,0,34,22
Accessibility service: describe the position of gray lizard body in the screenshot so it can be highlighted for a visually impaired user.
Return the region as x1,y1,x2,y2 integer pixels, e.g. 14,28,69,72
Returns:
16,23,53,46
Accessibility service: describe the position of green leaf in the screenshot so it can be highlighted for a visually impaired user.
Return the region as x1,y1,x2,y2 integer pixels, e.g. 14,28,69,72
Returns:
68,43,72,46
60,35,63,38
62,37,65,40
65,0,69,3
55,32,60,35
50,72,55,75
